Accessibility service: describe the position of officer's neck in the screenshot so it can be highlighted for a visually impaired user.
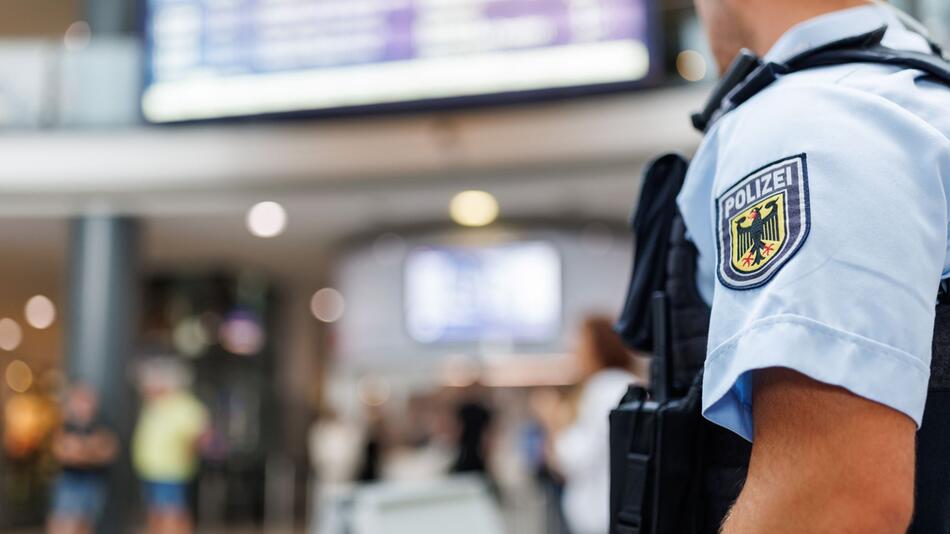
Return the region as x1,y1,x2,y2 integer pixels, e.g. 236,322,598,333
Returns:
742,0,872,58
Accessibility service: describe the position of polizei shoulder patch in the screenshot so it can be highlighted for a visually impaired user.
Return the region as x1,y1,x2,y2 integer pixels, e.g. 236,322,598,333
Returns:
716,154,810,290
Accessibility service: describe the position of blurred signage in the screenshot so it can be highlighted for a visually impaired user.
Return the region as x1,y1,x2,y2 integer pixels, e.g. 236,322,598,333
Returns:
142,0,656,122
404,241,561,344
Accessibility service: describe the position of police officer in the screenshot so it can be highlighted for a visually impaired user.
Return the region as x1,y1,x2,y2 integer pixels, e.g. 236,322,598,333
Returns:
678,1,949,532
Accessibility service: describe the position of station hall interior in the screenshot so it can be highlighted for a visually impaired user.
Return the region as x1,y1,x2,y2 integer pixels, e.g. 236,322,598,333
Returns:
0,0,948,533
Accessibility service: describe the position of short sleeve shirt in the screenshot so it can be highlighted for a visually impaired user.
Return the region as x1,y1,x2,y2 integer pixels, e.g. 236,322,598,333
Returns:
132,391,209,482
678,4,950,441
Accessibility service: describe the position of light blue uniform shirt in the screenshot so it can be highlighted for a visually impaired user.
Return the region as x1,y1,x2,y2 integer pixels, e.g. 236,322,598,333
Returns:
678,4,950,441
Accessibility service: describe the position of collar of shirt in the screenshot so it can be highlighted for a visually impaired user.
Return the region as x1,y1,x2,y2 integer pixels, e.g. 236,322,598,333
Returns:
763,3,921,64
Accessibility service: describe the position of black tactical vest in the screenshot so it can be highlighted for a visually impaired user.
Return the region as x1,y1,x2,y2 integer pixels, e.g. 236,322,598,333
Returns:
664,212,950,533
611,26,950,534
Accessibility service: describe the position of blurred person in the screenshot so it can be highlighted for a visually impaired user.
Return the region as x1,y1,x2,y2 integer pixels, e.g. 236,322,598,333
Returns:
133,359,209,534
357,404,385,483
47,384,117,534
450,383,495,478
520,417,570,534
383,391,458,480
308,403,364,534
532,316,639,534
308,405,363,485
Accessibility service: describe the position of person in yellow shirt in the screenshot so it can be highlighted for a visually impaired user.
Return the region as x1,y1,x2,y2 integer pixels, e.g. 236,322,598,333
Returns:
133,359,209,534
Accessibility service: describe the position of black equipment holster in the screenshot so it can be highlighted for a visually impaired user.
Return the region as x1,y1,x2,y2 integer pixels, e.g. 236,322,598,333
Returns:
610,155,751,534
610,27,950,534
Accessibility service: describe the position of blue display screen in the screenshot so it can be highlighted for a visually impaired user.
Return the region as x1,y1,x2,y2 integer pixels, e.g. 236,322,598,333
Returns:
404,241,561,344
142,0,657,122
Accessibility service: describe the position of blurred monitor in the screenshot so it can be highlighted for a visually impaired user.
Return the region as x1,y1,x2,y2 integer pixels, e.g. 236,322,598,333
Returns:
404,241,561,344
142,0,659,123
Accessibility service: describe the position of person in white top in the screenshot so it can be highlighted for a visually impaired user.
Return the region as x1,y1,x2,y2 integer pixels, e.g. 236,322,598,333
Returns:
532,316,643,534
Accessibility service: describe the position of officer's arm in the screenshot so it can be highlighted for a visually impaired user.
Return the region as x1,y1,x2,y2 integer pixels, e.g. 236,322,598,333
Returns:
721,368,916,534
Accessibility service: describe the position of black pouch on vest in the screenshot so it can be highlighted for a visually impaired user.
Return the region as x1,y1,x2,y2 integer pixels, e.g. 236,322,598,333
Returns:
609,154,752,534
610,292,705,534
610,154,703,534
911,296,950,533
610,297,750,534
613,154,689,353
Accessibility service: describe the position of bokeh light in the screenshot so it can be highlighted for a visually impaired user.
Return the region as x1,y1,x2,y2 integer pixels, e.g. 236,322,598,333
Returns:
357,375,391,406
219,311,265,356
3,392,55,458
0,319,23,351
676,49,708,82
5,360,33,393
63,21,92,52
173,316,211,358
449,190,499,227
24,295,56,330
440,354,481,388
311,288,345,323
246,201,288,238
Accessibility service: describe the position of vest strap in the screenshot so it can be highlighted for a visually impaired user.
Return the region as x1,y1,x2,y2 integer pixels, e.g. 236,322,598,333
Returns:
693,26,950,133
931,303,950,390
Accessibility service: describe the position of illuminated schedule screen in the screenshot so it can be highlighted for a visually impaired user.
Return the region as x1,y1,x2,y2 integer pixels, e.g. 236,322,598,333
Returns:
142,0,657,122
404,241,561,344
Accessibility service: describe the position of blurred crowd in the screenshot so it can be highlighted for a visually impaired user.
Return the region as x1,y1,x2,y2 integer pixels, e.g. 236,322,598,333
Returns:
2,314,645,534
2,358,209,534
307,315,645,534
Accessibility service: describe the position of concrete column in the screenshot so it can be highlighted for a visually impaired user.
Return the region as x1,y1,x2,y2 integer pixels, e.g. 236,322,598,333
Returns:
84,0,135,35
66,215,140,534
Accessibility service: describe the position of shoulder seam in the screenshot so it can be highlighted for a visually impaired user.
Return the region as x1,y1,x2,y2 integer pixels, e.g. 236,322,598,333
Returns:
767,77,950,146
835,71,950,145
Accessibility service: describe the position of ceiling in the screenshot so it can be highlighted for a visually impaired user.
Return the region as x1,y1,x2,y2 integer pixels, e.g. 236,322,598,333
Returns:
0,86,704,196
0,85,706,283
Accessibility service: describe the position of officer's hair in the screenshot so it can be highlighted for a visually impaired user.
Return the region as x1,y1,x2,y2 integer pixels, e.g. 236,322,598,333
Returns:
581,315,633,371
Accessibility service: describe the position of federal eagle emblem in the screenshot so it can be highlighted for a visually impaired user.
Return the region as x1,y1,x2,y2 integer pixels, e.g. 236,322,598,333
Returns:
717,155,810,290
730,195,785,273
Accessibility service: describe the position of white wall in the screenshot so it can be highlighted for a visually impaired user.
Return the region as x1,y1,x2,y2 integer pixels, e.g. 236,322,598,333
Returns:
334,225,633,373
